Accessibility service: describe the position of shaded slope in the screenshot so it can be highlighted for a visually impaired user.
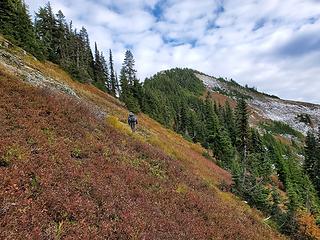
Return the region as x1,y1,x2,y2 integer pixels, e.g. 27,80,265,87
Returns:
0,39,284,239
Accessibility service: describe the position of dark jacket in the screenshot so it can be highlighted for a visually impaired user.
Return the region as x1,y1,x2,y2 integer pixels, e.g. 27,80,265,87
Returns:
128,115,138,125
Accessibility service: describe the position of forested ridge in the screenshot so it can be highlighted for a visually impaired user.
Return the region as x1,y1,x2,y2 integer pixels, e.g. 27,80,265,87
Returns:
142,68,320,238
1,0,320,239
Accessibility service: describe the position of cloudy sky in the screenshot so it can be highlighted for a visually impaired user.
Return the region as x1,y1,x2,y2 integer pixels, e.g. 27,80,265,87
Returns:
25,0,320,103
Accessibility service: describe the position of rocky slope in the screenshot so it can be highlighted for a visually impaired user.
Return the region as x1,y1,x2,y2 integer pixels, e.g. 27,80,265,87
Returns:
196,73,320,135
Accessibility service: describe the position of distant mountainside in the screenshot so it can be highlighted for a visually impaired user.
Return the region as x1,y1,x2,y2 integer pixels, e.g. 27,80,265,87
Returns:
196,73,320,135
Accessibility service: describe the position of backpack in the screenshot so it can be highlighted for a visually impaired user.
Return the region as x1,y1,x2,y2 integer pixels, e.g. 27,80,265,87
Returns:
128,115,137,124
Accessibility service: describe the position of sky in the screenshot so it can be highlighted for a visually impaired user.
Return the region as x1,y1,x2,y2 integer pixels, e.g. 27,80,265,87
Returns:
25,0,320,104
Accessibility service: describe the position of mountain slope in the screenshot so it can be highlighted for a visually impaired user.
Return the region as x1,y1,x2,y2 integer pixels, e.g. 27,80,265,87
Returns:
141,68,320,239
0,37,285,239
196,73,320,135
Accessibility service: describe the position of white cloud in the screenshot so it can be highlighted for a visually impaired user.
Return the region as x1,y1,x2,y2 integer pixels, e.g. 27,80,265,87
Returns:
25,0,320,104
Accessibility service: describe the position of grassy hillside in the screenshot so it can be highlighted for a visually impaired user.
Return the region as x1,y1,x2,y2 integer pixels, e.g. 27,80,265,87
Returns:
0,39,285,239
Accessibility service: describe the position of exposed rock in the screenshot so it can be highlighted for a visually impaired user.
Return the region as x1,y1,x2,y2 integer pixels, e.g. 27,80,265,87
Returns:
0,49,78,97
0,48,107,121
197,73,320,135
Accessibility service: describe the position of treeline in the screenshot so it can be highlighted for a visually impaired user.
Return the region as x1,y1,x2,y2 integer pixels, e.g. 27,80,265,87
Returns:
0,0,143,99
140,68,320,238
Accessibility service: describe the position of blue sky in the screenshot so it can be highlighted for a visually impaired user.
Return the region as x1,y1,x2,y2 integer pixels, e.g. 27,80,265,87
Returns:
25,0,320,104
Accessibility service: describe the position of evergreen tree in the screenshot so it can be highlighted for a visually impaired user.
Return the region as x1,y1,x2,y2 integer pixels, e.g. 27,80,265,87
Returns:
120,50,140,112
305,130,320,195
122,50,137,85
119,67,139,112
35,2,58,61
55,10,67,64
0,0,43,59
235,98,249,160
224,101,236,145
109,49,117,96
100,53,110,91
304,131,317,180
114,71,120,97
234,98,251,191
78,27,95,82
204,94,220,137
93,43,107,91
132,77,144,109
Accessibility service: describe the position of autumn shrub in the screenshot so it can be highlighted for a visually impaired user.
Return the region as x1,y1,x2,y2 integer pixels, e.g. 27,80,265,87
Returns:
0,145,24,167
296,212,320,239
0,67,285,239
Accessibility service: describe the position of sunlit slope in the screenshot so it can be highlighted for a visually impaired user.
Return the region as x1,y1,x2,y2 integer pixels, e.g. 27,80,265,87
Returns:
0,37,284,239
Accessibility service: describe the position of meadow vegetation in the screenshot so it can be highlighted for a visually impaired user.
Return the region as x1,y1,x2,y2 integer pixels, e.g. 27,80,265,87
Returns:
0,61,285,239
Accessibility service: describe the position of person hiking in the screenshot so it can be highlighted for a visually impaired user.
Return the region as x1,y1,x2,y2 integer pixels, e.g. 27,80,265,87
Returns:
128,112,138,132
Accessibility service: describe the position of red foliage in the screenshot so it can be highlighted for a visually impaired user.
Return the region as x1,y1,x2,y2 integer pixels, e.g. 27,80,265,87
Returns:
0,74,284,239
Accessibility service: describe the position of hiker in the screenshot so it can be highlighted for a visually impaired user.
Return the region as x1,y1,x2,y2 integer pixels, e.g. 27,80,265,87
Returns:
128,112,138,132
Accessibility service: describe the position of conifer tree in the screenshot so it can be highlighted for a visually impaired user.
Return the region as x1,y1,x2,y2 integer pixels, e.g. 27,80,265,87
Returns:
204,94,220,136
235,98,249,160
122,50,137,85
35,2,58,61
55,10,68,64
100,53,110,91
0,0,43,59
304,131,317,179
119,67,139,112
109,49,117,97
120,50,140,112
78,27,95,82
114,71,120,97
305,130,320,194
316,126,320,193
119,67,129,100
234,98,250,190
224,101,236,145
93,43,107,91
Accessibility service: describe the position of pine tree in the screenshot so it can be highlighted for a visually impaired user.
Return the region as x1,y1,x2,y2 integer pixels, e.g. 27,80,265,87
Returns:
316,127,320,194
35,2,58,61
305,129,320,195
224,101,236,145
235,98,250,190
100,53,110,91
122,50,137,85
132,78,144,109
119,67,139,112
55,10,67,64
114,71,120,97
120,50,140,112
78,27,94,82
109,49,117,97
235,98,249,160
0,0,43,59
93,43,107,91
304,131,317,182
204,94,220,137
119,67,129,100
